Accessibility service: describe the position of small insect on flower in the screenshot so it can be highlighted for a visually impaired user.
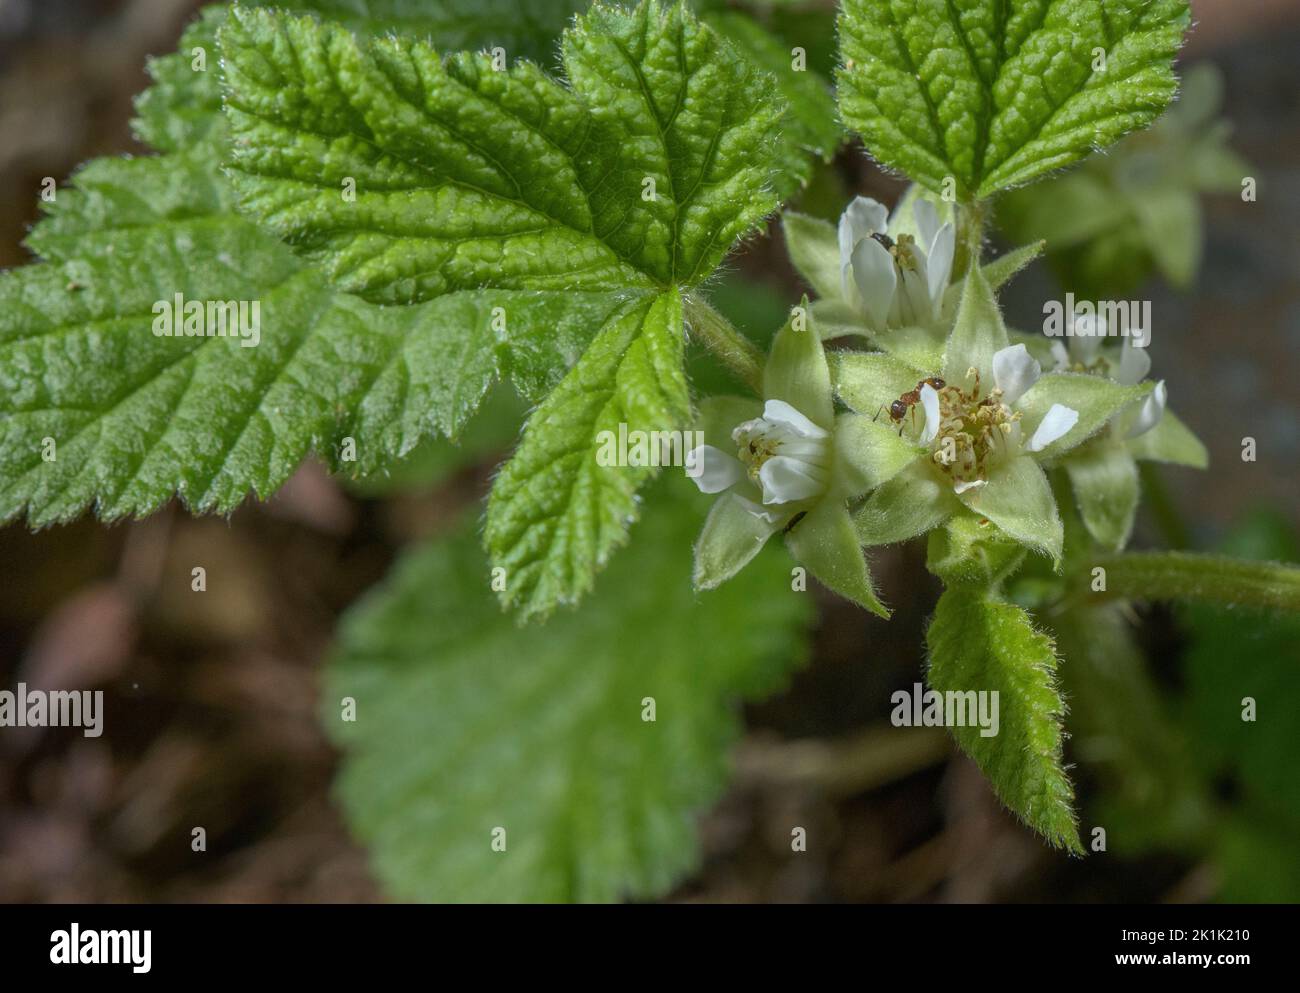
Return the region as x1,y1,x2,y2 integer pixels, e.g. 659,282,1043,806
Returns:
876,377,946,435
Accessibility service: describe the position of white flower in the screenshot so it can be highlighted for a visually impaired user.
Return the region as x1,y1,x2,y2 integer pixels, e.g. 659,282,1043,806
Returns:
1051,327,1166,438
838,196,955,330
690,399,831,511
914,344,1080,493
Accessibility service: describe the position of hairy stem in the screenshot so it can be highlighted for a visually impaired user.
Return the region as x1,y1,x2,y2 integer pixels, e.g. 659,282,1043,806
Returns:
1084,551,1300,611
684,297,764,394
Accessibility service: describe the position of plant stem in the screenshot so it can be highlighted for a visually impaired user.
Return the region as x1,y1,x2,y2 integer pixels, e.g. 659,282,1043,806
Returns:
1083,551,1300,611
683,297,764,394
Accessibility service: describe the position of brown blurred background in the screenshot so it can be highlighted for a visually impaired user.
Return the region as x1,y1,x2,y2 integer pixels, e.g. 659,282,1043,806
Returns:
0,0,1297,903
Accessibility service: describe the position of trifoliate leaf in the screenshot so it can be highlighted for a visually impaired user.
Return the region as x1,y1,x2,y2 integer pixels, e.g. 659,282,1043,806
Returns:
1016,373,1152,460
959,456,1063,564
221,2,786,617
1063,438,1141,550
486,291,691,619
1126,409,1207,468
838,0,1190,199
926,586,1082,853
1,205,630,524
702,9,841,196
326,481,811,902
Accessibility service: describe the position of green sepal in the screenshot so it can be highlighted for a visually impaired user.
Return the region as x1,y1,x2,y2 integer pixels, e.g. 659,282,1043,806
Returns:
833,413,925,497
693,492,780,590
1017,373,1153,461
958,457,1063,566
1127,409,1208,468
764,298,833,429
786,499,888,617
854,458,958,547
1064,439,1141,551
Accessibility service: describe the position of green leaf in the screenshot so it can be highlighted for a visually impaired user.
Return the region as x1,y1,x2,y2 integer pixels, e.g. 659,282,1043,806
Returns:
703,10,841,196
959,456,1062,563
1063,438,1140,550
1132,187,1200,286
132,5,228,155
485,291,691,619
764,299,832,428
263,0,589,57
1016,372,1152,460
220,2,787,615
943,260,1007,381
25,151,234,264
785,499,888,616
1127,409,1207,468
1,210,631,525
326,481,811,902
926,587,1082,852
833,413,924,495
219,1,783,299
854,457,957,546
837,0,1190,199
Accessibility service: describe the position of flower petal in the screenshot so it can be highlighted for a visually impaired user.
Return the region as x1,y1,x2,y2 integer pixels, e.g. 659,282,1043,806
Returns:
758,455,827,504
1117,336,1151,385
1027,403,1080,452
687,444,745,493
763,398,829,438
919,383,941,444
926,223,956,305
850,236,897,329
1125,379,1167,438
992,343,1042,405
